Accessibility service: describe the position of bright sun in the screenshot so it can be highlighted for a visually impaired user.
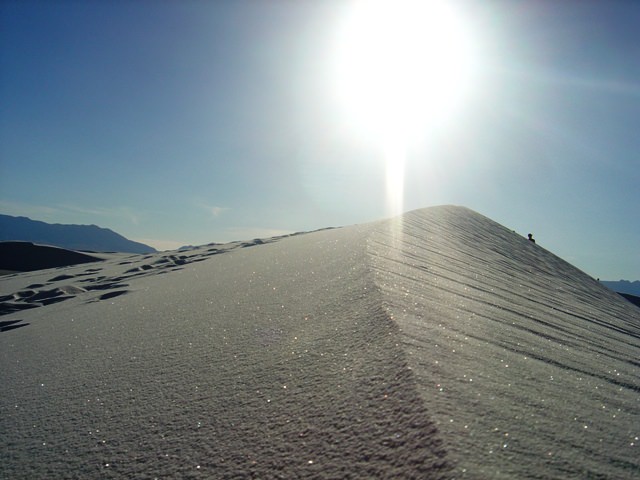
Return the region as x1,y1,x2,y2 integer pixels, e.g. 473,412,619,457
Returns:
331,0,476,214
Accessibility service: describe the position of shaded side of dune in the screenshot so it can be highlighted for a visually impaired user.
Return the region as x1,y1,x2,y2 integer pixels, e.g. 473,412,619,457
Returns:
0,241,103,272
369,206,640,479
619,292,640,308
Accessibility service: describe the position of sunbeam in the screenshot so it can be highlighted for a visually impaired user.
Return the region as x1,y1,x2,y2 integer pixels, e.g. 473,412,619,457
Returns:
331,0,477,215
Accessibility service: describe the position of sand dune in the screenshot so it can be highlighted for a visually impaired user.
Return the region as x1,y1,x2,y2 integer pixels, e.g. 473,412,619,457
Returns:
1,206,638,479
0,242,104,273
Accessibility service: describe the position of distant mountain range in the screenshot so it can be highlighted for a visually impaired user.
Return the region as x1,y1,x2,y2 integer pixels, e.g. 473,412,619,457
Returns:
600,280,640,296
0,214,156,254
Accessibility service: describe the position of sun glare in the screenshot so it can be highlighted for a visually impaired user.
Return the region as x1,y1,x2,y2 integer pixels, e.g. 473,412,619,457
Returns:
332,0,476,215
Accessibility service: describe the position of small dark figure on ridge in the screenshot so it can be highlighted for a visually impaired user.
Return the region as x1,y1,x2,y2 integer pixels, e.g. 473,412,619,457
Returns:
528,233,535,243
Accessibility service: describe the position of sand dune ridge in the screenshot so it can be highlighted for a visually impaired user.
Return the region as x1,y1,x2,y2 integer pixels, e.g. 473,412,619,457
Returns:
1,206,638,479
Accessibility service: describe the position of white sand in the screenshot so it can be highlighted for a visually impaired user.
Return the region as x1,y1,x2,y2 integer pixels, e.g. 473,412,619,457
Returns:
1,206,638,479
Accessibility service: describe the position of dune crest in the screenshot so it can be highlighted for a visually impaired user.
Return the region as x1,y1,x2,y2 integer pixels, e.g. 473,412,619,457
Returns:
1,206,638,479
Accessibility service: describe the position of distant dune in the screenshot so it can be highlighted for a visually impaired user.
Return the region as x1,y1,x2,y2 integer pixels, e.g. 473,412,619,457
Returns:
0,214,156,254
0,241,103,273
0,206,638,479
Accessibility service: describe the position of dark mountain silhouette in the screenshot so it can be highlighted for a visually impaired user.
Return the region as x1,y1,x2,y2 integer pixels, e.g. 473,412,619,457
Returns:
600,279,640,296
0,214,156,254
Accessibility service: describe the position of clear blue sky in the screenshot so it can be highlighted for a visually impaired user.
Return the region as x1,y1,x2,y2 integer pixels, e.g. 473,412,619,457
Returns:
1,0,638,280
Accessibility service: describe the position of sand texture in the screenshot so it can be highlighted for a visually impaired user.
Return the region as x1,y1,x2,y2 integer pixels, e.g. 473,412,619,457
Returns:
1,206,638,479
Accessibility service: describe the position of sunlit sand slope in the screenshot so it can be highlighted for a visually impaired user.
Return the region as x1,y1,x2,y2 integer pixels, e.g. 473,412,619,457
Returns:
1,206,638,479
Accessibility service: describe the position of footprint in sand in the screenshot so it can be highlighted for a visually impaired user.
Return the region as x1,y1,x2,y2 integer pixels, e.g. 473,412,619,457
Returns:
48,274,76,282
0,302,39,316
124,264,155,274
241,239,265,248
0,319,30,332
98,290,129,301
85,282,129,292
28,286,86,306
